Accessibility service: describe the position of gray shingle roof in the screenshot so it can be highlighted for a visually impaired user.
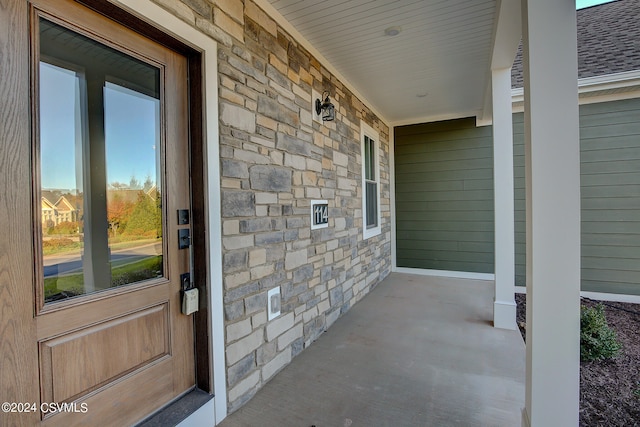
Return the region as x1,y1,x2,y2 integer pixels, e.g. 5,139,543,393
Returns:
511,0,640,88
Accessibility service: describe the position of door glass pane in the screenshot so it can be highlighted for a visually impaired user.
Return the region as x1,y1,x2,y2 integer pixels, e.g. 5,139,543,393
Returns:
105,83,162,287
40,61,86,301
39,18,163,303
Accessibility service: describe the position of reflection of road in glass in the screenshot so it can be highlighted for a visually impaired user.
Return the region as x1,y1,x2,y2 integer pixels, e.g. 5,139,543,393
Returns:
43,242,162,278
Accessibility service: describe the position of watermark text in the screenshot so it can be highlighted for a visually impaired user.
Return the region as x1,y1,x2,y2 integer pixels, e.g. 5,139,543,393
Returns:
2,402,88,414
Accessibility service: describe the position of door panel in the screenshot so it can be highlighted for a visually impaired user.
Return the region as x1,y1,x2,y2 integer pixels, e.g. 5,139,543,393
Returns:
42,365,174,427
36,284,169,340
29,0,194,424
40,303,169,403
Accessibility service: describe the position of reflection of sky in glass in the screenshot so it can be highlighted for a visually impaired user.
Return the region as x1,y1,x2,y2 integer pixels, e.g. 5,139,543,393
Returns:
39,64,159,190
105,83,159,189
40,62,79,191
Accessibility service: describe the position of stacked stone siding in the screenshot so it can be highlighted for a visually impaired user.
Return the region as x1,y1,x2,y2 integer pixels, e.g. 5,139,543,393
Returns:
152,0,391,412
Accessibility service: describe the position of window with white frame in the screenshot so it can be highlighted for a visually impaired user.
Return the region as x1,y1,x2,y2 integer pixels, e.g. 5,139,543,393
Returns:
361,122,381,239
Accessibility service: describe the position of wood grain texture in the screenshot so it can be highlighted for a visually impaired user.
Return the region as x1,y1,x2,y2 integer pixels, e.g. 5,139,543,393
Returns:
41,360,174,426
0,1,41,425
22,0,194,424
188,53,214,393
40,304,169,402
36,283,169,340
164,46,195,396
0,0,201,423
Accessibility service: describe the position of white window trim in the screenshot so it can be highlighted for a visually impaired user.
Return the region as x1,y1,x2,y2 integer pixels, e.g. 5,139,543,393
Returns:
361,121,381,240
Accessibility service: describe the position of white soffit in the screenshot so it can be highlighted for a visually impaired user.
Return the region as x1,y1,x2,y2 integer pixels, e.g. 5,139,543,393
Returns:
264,0,498,125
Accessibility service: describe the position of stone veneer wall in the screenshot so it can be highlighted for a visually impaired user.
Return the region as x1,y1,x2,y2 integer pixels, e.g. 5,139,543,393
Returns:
152,0,392,412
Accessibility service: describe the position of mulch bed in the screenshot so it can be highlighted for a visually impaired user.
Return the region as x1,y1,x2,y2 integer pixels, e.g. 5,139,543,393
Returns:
515,294,640,426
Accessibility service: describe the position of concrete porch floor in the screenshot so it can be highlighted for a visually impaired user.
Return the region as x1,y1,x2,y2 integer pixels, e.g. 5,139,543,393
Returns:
218,273,525,427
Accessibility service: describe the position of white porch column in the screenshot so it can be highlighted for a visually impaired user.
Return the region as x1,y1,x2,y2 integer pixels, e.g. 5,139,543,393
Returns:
492,67,516,330
521,1,581,426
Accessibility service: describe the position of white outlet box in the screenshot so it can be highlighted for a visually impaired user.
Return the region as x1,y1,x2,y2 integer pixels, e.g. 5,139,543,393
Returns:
267,286,281,320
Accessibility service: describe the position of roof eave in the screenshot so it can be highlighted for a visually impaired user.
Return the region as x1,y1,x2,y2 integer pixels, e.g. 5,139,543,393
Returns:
512,69,640,112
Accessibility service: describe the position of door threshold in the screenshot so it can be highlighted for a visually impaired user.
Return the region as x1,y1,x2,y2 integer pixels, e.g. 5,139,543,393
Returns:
136,388,213,427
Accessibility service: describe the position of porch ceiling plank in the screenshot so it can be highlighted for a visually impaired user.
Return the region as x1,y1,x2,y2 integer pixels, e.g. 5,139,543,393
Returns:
273,0,374,20
328,29,493,66
305,5,495,56
293,2,430,42
264,0,499,124
340,47,490,76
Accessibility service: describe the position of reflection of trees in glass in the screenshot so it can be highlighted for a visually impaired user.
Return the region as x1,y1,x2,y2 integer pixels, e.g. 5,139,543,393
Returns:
143,175,154,192
42,237,81,256
106,177,160,240
129,175,141,190
124,191,161,238
107,194,135,237
48,221,80,235
109,181,128,190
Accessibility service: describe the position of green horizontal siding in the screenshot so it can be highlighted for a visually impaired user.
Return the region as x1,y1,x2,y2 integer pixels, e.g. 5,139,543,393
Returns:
395,117,495,273
514,97,640,295
513,112,526,287
396,99,640,295
580,98,640,295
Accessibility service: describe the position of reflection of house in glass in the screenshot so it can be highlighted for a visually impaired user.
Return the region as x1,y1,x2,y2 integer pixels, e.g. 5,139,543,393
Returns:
41,194,80,229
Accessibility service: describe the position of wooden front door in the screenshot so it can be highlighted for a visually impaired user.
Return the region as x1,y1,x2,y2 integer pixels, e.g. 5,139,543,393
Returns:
19,1,194,425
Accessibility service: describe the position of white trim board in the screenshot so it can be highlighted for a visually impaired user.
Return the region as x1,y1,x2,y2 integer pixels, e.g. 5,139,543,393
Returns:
393,267,495,282
361,121,381,240
109,0,227,424
514,286,640,304
581,291,640,304
470,70,640,124
391,109,483,128
511,69,640,113
177,399,216,427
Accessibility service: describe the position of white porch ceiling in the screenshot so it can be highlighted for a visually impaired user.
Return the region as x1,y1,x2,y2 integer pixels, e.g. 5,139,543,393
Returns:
264,0,498,125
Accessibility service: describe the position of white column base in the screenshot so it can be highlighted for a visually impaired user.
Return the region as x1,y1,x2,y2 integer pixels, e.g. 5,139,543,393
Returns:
494,299,517,330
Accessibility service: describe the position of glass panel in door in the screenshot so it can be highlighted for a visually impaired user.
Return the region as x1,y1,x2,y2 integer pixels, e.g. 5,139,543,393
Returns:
39,18,163,303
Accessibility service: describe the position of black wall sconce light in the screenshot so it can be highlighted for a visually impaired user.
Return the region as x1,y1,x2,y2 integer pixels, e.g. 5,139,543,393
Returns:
315,91,335,121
